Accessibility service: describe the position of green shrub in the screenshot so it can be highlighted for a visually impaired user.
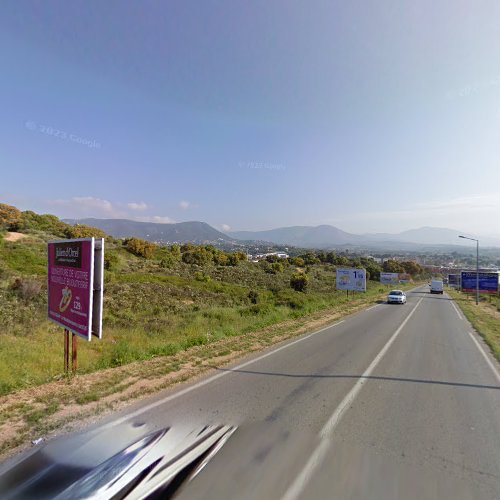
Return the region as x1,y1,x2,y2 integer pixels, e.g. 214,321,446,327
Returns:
64,224,107,239
248,290,259,304
125,238,158,258
0,203,22,231
290,272,308,292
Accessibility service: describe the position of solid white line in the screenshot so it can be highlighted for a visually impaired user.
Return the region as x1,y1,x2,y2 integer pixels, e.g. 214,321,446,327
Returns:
450,301,463,320
466,330,500,383
282,297,423,500
366,304,380,311
449,298,499,382
101,320,346,429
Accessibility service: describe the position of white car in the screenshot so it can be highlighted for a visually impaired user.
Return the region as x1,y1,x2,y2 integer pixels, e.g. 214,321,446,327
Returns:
387,290,407,304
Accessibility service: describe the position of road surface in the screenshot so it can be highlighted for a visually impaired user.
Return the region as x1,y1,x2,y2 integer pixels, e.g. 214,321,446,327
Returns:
23,286,500,498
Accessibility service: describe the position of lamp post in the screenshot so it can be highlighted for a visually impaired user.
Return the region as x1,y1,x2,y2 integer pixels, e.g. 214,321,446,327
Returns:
459,235,479,305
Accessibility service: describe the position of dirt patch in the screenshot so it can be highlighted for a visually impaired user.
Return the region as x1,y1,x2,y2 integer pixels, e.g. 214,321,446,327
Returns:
4,232,27,242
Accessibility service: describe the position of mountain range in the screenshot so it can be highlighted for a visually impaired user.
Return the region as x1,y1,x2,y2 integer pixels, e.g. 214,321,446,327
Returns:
64,218,500,249
230,225,500,248
63,218,235,244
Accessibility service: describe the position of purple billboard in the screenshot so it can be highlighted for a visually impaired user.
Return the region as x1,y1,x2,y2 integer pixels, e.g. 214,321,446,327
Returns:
48,239,95,340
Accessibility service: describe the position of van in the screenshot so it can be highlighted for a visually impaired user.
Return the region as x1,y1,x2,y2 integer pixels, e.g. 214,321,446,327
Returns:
430,279,444,294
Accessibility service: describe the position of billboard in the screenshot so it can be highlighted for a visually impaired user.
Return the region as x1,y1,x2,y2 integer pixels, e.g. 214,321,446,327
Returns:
48,238,104,340
460,271,499,295
448,274,460,288
380,272,399,285
336,268,366,292
380,272,412,284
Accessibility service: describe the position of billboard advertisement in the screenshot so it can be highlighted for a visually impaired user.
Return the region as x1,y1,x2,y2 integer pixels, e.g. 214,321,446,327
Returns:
460,271,499,295
380,273,399,285
336,268,366,292
380,272,412,285
48,238,104,340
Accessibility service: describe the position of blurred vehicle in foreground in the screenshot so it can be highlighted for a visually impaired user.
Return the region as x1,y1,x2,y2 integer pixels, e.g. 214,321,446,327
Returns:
0,422,236,499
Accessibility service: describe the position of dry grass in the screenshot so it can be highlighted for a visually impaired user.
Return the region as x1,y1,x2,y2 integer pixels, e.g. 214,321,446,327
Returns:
447,288,500,362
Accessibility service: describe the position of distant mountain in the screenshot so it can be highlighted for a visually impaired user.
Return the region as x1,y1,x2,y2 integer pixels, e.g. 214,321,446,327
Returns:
230,225,500,249
230,225,363,248
64,218,500,250
63,218,234,244
363,227,500,247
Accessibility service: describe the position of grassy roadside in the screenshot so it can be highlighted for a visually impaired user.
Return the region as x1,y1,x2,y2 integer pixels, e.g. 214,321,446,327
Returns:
0,282,418,461
447,288,500,362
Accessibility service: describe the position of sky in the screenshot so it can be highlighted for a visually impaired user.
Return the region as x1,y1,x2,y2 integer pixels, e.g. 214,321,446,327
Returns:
1,0,499,237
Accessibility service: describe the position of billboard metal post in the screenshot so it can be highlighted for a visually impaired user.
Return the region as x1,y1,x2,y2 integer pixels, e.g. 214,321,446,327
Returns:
64,329,69,372
72,333,78,372
476,239,479,306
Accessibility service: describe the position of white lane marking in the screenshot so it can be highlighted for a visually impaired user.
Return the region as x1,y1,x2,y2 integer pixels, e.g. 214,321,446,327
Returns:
366,304,380,311
282,297,423,500
101,320,346,429
449,298,499,382
450,301,463,320
466,330,500,383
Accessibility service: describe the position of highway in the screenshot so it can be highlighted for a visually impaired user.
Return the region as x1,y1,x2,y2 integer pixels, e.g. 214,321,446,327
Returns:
66,287,500,497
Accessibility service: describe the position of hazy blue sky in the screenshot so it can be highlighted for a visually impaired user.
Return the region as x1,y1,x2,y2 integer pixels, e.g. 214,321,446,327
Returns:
1,0,499,236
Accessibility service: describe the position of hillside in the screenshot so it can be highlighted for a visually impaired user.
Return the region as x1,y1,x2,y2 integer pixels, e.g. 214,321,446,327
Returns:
230,225,363,248
63,218,235,244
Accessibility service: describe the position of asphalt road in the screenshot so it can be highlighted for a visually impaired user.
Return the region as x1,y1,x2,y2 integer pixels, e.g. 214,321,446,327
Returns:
71,287,500,498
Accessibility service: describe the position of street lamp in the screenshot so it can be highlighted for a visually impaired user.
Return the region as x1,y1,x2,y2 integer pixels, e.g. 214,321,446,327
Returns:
459,235,479,305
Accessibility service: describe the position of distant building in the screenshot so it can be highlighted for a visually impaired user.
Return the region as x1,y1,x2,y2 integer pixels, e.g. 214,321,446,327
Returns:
251,251,289,261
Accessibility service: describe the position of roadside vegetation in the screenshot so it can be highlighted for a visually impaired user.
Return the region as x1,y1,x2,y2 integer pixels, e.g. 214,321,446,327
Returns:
0,202,430,458
447,287,500,362
0,202,429,398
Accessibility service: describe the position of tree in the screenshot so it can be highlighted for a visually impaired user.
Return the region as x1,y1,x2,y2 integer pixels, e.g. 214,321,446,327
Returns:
333,255,350,266
290,272,308,292
360,257,382,281
181,247,213,265
125,237,157,258
0,203,22,231
300,252,320,265
65,224,106,239
289,257,305,267
383,259,405,273
400,261,423,276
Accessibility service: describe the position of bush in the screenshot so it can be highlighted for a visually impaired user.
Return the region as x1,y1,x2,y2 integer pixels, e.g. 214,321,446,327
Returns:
65,224,107,239
248,290,259,304
11,278,42,303
290,272,308,292
271,262,284,273
289,257,305,267
194,271,211,282
274,290,306,309
0,203,22,231
125,238,158,258
20,212,70,237
104,252,119,270
182,247,213,266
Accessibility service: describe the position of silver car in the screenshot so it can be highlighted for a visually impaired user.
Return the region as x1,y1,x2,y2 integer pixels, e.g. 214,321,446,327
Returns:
387,290,407,304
